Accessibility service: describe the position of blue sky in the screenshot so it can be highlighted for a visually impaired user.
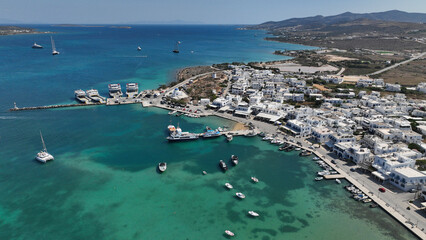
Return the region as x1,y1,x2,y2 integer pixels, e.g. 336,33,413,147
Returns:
1,0,425,24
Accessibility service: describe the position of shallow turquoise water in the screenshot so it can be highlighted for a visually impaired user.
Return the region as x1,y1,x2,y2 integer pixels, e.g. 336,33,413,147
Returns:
0,25,417,239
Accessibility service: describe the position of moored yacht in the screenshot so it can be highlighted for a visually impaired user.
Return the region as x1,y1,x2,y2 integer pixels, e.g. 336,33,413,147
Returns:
32,42,43,49
35,131,54,163
108,83,123,98
219,160,228,171
231,155,238,165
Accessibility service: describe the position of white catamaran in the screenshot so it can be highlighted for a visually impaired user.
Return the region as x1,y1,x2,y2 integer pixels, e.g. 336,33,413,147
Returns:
35,131,54,163
51,36,60,55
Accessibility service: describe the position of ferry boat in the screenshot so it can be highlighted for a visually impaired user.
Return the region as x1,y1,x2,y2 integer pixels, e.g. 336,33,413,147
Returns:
158,162,167,172
166,127,199,141
172,41,180,53
50,36,59,55
219,160,228,171
32,42,43,49
225,230,235,237
74,89,90,103
248,211,259,217
35,131,54,163
126,83,138,97
231,155,238,165
225,183,233,189
86,89,105,103
108,83,123,98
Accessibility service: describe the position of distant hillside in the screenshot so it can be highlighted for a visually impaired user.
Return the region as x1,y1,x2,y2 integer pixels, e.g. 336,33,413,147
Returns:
251,10,426,30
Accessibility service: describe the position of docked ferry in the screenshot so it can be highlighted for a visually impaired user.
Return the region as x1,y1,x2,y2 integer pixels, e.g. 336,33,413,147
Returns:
126,83,138,97
166,127,199,141
108,84,123,98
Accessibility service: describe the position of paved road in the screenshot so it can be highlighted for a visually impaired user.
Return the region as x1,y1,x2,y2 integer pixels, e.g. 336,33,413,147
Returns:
336,67,345,75
368,52,426,76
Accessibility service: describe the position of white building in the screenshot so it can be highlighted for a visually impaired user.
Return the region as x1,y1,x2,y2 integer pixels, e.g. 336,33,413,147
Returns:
389,168,426,192
285,120,312,137
311,127,332,143
385,83,401,92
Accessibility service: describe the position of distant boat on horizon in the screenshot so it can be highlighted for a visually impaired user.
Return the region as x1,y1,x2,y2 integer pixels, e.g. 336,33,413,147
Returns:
32,42,43,49
173,41,180,53
50,36,60,55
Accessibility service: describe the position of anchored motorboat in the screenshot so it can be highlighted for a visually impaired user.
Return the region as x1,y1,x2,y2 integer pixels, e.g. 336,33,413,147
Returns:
248,211,259,217
158,162,167,172
225,230,235,237
219,160,228,171
225,183,233,189
251,177,259,183
231,155,238,165
236,192,245,199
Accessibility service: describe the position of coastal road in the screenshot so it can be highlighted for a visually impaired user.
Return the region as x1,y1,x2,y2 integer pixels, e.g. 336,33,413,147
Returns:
368,52,426,76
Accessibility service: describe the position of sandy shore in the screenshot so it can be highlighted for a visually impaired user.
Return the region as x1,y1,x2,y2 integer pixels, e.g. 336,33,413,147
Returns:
232,122,248,131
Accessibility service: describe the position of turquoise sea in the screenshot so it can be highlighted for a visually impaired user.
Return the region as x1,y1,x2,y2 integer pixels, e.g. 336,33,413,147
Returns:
0,25,417,239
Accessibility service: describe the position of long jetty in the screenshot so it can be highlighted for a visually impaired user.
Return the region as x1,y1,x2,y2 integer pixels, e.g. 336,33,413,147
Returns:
9,103,105,111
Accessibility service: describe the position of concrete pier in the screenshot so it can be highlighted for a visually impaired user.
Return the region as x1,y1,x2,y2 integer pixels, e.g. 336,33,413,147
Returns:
9,103,105,111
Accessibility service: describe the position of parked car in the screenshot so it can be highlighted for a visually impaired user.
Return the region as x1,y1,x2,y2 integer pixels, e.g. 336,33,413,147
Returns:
379,188,386,193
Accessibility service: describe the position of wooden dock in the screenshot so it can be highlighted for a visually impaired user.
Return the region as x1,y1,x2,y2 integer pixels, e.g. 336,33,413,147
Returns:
9,103,105,111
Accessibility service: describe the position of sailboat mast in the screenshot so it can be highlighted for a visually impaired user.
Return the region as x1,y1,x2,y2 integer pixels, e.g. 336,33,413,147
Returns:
51,36,56,52
40,131,47,152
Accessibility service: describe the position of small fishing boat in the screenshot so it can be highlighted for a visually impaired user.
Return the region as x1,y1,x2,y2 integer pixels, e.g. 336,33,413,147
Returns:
248,211,259,217
158,162,167,172
335,179,341,184
295,147,301,151
225,183,233,189
313,157,320,160
251,177,259,183
137,46,142,51
231,155,238,165
315,177,323,181
225,230,235,237
219,160,228,171
236,192,245,199
363,198,372,203
202,171,207,175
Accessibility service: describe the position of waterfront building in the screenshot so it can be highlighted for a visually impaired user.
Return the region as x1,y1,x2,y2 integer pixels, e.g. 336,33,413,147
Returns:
389,168,426,192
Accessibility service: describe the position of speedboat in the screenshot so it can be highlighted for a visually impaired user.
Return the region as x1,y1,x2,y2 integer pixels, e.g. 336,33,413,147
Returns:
248,211,259,217
295,147,301,151
219,160,228,171
158,162,167,172
35,131,54,163
225,183,233,189
315,177,323,181
231,155,238,165
313,157,320,160
236,192,245,199
202,171,207,175
137,46,142,51
225,230,235,237
335,179,341,184
32,42,43,49
251,177,259,183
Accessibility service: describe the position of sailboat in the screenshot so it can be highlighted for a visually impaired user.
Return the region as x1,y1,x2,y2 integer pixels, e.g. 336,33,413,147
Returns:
35,131,54,163
172,41,180,53
51,36,60,55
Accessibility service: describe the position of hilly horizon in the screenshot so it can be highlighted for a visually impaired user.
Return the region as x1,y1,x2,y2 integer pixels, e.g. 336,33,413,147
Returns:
252,10,426,29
